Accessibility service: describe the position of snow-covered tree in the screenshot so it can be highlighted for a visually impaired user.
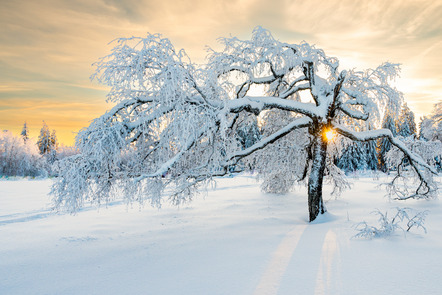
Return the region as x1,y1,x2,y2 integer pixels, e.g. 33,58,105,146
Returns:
236,116,261,150
365,140,379,171
336,141,378,173
37,121,57,156
417,101,442,171
397,103,416,138
0,131,46,177
20,121,29,143
419,101,442,142
50,130,58,150
378,111,399,172
378,104,416,172
52,28,438,221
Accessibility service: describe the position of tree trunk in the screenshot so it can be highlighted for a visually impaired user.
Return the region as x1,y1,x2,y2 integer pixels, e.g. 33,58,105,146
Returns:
308,132,328,222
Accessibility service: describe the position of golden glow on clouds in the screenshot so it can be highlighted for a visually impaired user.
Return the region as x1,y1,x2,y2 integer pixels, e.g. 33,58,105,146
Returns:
1,0,441,144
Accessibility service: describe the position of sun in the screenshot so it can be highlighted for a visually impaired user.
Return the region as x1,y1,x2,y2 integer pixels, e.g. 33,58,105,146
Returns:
324,129,336,142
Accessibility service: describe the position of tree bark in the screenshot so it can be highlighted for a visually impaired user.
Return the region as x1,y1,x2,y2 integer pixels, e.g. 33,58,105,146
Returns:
308,131,327,222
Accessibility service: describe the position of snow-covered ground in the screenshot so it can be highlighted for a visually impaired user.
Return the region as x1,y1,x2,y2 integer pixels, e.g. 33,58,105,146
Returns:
0,175,441,295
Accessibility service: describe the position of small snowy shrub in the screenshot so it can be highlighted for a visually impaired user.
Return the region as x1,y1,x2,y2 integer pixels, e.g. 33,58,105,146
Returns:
353,207,429,239
0,131,46,177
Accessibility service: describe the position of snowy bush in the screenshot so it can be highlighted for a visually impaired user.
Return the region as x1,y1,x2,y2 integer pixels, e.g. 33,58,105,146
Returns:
0,131,46,177
353,207,429,239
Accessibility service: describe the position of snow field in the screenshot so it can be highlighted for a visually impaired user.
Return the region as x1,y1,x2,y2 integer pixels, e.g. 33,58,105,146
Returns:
0,175,441,295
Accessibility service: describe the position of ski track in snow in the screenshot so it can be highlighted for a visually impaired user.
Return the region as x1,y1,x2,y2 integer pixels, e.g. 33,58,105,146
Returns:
0,209,55,225
0,200,124,226
253,224,308,295
314,230,342,295
254,225,342,295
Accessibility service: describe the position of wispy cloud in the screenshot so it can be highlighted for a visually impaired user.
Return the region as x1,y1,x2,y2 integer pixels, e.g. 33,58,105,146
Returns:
1,0,441,143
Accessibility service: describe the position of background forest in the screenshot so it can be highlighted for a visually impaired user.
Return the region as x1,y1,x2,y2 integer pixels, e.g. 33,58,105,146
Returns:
2,101,440,178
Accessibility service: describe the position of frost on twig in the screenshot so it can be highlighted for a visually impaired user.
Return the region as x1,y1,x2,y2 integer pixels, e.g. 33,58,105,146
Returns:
353,207,429,239
383,138,440,200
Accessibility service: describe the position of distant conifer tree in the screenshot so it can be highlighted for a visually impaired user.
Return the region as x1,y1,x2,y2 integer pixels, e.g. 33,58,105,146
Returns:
378,111,398,172
37,121,57,155
397,103,416,138
20,121,29,143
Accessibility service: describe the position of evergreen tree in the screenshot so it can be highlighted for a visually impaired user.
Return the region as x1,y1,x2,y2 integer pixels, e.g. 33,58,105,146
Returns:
378,111,398,172
336,142,366,172
419,117,432,140
50,130,58,151
365,140,378,171
20,122,29,143
397,103,416,138
418,102,442,171
37,121,57,155
236,116,261,150
336,140,378,173
419,102,442,142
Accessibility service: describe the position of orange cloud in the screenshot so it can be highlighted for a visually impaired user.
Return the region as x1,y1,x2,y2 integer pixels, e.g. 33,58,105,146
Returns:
1,0,441,145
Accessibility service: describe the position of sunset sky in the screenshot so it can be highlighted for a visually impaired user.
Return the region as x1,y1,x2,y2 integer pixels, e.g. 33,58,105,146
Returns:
1,0,441,145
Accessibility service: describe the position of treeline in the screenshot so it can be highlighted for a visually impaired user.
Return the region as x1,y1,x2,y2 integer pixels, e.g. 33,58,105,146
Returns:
336,103,415,173
334,102,441,173
238,102,441,174
2,102,441,178
0,121,78,177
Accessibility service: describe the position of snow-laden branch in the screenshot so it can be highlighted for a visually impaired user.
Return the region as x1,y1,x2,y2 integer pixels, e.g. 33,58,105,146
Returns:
227,117,311,163
338,103,369,121
124,104,176,131
132,122,214,182
339,63,403,126
279,82,310,99
100,97,152,123
333,124,436,174
334,124,438,200
228,96,318,118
